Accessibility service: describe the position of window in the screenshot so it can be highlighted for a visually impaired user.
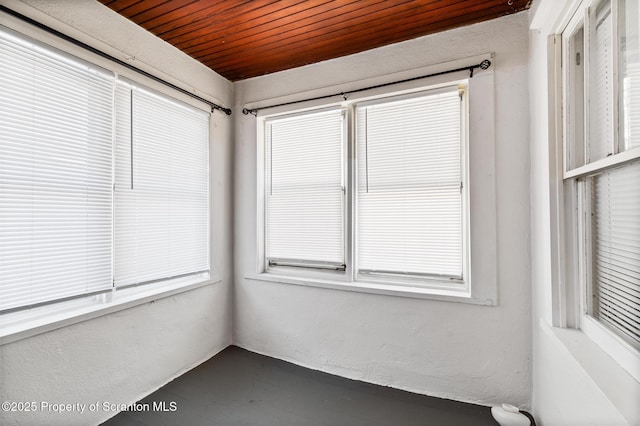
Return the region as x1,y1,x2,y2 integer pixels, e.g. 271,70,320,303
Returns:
562,0,640,354
261,84,469,291
114,81,210,287
0,27,210,313
265,109,345,270
356,88,465,283
0,28,114,311
589,164,640,347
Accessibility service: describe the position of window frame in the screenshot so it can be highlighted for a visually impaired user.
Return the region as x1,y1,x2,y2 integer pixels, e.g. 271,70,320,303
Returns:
353,87,470,289
256,81,479,299
262,106,348,273
558,0,640,382
112,78,211,289
257,106,351,282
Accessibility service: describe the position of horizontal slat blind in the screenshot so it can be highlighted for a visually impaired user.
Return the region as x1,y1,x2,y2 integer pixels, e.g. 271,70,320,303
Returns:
591,162,640,347
589,1,613,163
622,62,640,151
114,82,210,287
621,0,640,153
0,28,114,311
265,109,344,266
356,88,463,278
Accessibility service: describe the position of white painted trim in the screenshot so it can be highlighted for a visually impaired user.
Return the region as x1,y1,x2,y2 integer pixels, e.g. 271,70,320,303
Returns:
530,0,583,34
564,146,640,178
611,0,621,157
256,116,267,275
245,273,495,306
0,278,221,345
466,72,498,304
345,103,356,282
548,32,567,327
460,84,472,294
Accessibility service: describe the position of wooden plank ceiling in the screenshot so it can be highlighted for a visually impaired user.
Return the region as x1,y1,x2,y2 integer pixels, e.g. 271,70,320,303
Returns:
98,0,531,81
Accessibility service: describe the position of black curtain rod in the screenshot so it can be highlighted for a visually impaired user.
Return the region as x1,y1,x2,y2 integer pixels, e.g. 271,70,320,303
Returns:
0,5,232,116
242,59,491,116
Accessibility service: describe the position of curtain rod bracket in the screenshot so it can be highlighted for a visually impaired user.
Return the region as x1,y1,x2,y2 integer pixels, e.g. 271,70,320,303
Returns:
213,105,233,115
243,108,258,116
471,59,492,78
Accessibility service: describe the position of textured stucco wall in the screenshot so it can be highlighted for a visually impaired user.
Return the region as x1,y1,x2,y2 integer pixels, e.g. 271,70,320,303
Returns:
0,285,230,425
234,12,532,408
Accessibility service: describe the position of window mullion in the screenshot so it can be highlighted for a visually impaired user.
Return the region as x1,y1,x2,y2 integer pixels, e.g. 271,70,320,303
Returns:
345,105,356,282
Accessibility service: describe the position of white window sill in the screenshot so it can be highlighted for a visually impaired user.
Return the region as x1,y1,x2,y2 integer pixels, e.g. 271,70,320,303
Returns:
580,315,640,383
0,276,221,345
246,273,495,306
540,318,640,425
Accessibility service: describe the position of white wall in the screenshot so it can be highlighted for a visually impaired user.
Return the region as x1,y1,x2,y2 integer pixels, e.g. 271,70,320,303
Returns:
234,12,532,408
529,1,640,424
0,1,234,425
11,2,638,423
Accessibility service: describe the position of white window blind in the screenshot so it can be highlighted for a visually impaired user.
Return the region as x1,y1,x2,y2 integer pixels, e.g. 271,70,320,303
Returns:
623,63,640,151
114,82,210,287
621,0,640,152
265,109,344,269
0,28,114,311
356,87,464,279
589,0,613,163
591,162,640,347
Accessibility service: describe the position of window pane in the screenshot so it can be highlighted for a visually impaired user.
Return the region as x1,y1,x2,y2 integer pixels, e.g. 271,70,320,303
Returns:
620,0,640,152
589,0,614,163
265,109,344,267
356,88,463,279
0,29,113,311
114,82,210,286
567,25,586,170
591,161,640,348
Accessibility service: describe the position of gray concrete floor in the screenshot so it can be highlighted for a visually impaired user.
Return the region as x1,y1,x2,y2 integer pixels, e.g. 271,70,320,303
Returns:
102,345,498,426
